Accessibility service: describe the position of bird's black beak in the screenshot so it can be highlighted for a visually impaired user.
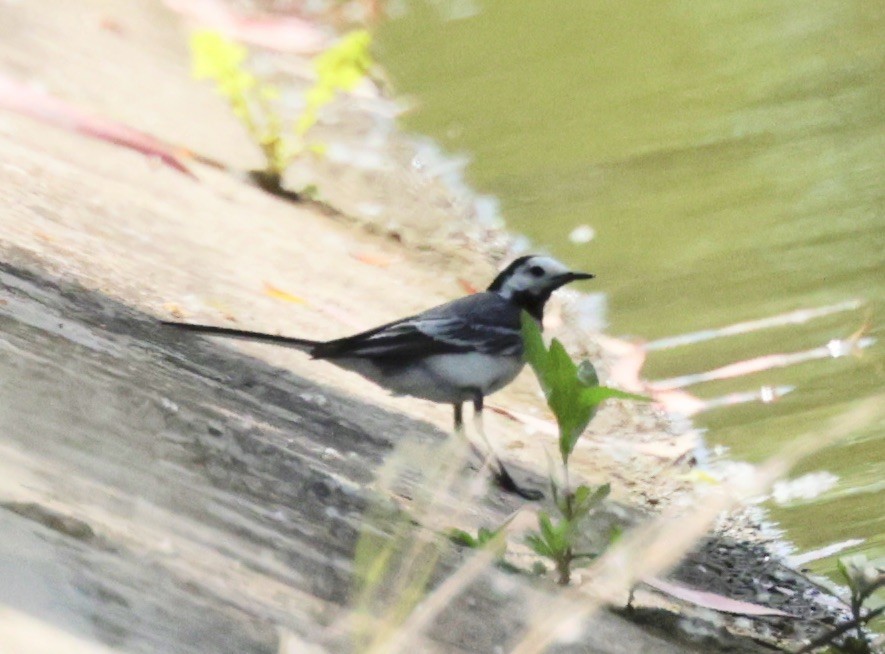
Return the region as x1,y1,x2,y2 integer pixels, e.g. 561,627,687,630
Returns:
554,271,595,287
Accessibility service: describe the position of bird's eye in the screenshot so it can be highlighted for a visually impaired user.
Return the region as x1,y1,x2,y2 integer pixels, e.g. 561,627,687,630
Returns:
528,265,545,277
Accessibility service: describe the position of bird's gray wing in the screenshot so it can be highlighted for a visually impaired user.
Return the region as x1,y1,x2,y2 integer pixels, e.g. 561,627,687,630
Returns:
414,313,523,356
313,293,522,360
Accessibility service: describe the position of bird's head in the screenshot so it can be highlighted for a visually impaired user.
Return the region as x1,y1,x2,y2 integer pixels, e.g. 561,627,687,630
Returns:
487,255,594,320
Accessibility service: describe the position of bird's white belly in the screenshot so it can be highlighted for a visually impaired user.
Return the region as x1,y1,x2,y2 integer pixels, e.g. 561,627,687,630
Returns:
422,353,524,399
338,353,524,404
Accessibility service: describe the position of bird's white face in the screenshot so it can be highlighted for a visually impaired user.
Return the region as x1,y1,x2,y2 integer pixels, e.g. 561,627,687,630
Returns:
495,255,578,299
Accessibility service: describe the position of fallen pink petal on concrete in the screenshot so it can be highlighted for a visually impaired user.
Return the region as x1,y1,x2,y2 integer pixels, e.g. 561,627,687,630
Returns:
163,0,328,54
644,577,795,618
0,73,195,178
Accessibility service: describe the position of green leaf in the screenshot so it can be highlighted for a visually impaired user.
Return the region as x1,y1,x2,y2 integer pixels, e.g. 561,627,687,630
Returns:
573,484,592,507
552,518,573,553
566,483,611,520
538,511,556,547
580,386,650,407
448,528,478,548
588,483,611,506
313,29,373,92
521,312,649,465
521,315,612,463
547,339,581,389
547,340,591,462
190,30,248,81
449,516,515,558
570,485,590,518
537,511,575,556
520,313,549,386
836,554,884,602
526,533,553,558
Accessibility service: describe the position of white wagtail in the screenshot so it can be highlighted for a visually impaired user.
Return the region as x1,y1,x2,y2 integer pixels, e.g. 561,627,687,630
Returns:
163,255,593,499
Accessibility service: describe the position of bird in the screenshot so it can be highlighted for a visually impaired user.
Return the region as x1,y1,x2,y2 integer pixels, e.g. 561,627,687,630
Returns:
162,254,594,500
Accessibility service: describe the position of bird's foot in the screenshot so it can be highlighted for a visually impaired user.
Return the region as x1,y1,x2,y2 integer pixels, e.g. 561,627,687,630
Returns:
494,469,544,501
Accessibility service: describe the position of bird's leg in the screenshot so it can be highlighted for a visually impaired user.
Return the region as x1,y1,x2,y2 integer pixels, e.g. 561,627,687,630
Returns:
472,394,543,501
452,402,495,472
453,402,464,434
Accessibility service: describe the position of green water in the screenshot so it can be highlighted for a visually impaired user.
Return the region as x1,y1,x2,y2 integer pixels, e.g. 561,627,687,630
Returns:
377,0,884,585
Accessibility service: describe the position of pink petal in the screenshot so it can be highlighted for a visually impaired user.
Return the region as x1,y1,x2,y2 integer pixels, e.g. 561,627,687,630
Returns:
0,74,195,178
643,576,795,618
163,0,328,54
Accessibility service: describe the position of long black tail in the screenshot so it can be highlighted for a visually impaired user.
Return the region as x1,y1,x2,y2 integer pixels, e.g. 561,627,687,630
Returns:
161,321,319,352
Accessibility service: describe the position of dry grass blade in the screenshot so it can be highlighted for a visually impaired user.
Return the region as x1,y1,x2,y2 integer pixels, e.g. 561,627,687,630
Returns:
385,544,500,654
507,398,882,654
351,433,493,654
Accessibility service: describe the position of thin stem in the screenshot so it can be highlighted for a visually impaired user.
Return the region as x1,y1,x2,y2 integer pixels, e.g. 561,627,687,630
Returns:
793,605,884,654
556,463,574,586
851,593,866,644
556,551,571,586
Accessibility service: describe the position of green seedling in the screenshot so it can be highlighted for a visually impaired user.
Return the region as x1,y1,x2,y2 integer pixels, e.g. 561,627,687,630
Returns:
448,517,519,573
521,313,647,584
190,29,373,192
526,484,611,583
832,554,885,652
793,554,884,654
449,525,505,552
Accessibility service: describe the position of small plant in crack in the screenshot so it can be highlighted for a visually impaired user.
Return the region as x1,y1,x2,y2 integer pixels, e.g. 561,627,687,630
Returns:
830,554,884,653
451,316,645,584
520,313,645,584
189,29,373,195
